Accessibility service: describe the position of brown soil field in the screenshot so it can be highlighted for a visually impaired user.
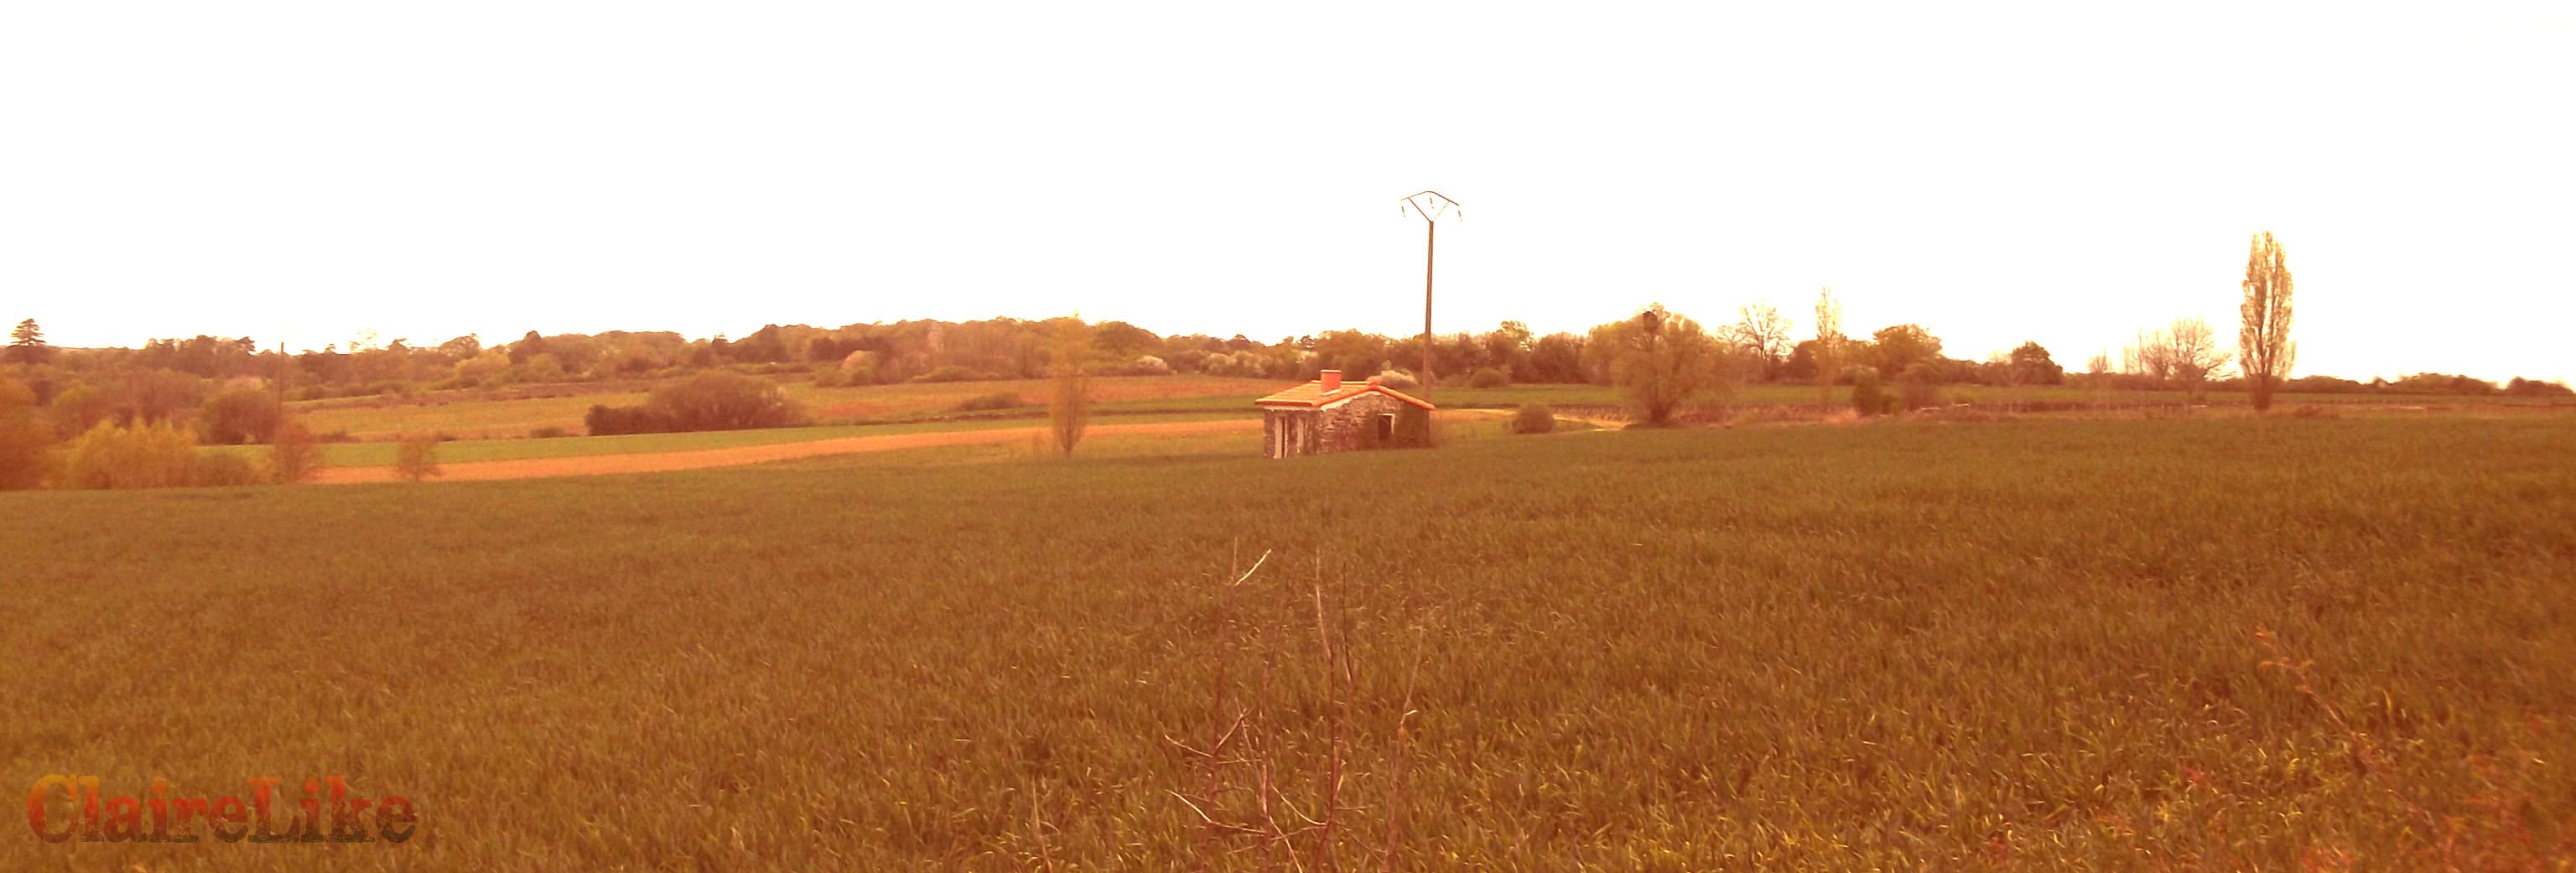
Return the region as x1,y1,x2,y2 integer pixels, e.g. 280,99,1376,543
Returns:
313,418,1259,484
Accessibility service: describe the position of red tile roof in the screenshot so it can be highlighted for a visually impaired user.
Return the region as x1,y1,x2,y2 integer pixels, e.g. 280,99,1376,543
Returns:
1253,378,1436,410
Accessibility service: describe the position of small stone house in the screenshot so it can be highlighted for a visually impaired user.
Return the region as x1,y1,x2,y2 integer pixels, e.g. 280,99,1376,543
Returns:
1252,370,1436,459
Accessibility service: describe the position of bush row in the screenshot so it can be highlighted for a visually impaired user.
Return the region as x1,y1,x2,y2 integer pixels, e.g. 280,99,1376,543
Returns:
586,372,809,436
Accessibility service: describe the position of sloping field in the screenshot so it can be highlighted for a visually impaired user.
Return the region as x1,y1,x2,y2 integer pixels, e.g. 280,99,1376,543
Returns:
310,417,1259,482
5,416,2570,870
292,375,1286,439
205,413,1243,470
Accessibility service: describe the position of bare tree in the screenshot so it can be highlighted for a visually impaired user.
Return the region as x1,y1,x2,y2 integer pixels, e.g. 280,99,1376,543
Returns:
2120,320,2227,403
2121,331,2154,379
2085,350,2113,406
2166,317,2228,402
1811,288,1844,405
1728,302,1793,381
2239,231,2297,411
1047,318,1092,456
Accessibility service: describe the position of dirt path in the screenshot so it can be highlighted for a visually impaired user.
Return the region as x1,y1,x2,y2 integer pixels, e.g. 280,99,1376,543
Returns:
314,418,1260,484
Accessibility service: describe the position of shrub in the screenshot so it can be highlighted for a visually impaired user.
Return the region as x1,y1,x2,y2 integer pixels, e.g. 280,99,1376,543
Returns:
189,451,267,487
1898,364,1942,411
2504,377,2573,398
590,372,807,435
1121,356,1173,377
910,366,979,383
1374,369,1420,390
649,372,807,430
812,366,848,388
1469,367,1511,388
1391,405,1434,448
521,354,567,382
1587,304,1730,424
395,434,442,482
63,421,196,490
585,403,676,436
1850,368,1899,416
527,426,570,439
1510,403,1556,434
837,351,879,385
269,418,323,484
453,349,512,386
951,392,1026,413
1202,351,1276,379
2288,375,2366,394
195,386,284,444
2389,372,2498,395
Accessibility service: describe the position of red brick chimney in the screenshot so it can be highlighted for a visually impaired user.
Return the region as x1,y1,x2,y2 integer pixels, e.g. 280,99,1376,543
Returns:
1319,369,1343,392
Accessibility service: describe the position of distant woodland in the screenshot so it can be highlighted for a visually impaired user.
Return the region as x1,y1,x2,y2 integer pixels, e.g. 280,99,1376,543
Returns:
4,301,2568,434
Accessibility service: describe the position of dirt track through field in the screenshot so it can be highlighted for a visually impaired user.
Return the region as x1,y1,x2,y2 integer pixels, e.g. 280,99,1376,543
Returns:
313,418,1259,484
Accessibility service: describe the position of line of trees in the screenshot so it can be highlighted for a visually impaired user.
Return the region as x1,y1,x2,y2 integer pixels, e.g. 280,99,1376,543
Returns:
8,226,2571,460
0,371,330,491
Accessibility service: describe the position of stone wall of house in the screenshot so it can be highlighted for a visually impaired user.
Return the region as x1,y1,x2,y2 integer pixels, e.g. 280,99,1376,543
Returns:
1317,393,1402,453
1264,393,1414,457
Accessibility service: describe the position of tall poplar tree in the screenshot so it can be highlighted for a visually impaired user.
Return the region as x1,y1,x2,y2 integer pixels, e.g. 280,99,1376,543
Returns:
2238,232,2296,411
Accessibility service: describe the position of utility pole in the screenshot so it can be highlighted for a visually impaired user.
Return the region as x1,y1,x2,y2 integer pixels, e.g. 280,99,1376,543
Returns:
1399,191,1460,392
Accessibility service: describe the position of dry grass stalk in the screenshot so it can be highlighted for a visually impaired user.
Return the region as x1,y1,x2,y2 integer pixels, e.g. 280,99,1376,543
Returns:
1165,547,1435,872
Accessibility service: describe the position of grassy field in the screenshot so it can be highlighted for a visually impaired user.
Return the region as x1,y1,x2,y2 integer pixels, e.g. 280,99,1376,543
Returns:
6,415,2572,870
289,372,2559,443
1433,382,2570,413
289,375,1290,439
202,413,1249,469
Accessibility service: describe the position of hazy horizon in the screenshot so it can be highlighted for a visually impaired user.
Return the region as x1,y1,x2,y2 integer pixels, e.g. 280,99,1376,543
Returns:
5,3,2570,382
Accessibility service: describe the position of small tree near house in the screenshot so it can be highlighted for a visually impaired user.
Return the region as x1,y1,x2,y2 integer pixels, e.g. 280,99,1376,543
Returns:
269,417,323,484
1047,318,1092,456
395,434,442,481
1811,288,1845,404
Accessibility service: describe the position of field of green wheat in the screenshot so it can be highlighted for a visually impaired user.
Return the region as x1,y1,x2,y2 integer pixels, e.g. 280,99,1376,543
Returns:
5,414,2570,870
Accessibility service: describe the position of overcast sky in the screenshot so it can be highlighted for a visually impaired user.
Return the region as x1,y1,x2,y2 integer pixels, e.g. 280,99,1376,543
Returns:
4,3,2569,382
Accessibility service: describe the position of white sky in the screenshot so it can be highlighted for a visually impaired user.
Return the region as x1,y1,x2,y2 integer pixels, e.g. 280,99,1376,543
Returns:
3,3,2569,382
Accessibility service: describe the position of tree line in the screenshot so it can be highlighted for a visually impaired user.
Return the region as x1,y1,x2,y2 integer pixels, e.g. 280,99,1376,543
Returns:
5,231,2572,487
